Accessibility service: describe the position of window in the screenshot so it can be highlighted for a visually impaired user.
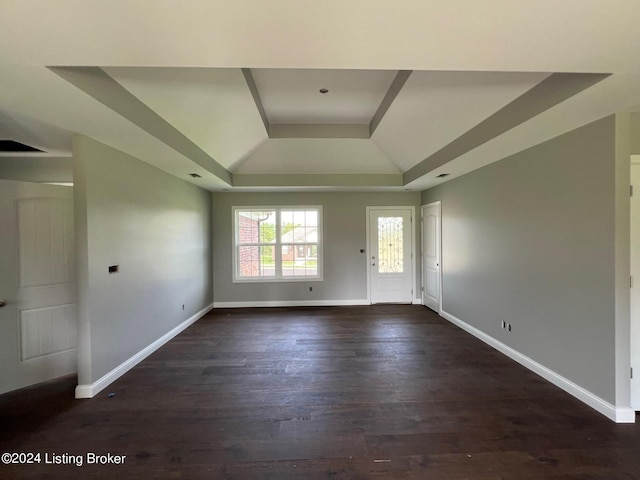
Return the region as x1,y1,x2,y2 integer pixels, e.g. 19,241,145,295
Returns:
377,216,404,273
233,206,322,282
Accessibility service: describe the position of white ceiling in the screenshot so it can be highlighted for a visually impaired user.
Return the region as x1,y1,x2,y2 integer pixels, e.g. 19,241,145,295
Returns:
252,69,397,124
235,139,399,174
0,0,639,191
105,67,268,171
371,71,551,172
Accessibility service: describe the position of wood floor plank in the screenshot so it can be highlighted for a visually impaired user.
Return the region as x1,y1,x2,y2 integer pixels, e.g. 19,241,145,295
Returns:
1,305,639,479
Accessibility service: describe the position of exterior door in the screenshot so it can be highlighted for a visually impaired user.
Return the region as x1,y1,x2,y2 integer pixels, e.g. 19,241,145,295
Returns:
632,162,640,410
422,202,441,312
368,207,414,304
0,179,77,395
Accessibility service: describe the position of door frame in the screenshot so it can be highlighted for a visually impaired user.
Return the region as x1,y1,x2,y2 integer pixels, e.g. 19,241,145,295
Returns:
421,201,442,314
631,157,640,410
366,206,416,304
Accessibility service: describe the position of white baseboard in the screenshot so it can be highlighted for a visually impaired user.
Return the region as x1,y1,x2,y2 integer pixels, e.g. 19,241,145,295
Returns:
213,299,370,308
75,303,214,399
440,310,635,424
214,299,425,308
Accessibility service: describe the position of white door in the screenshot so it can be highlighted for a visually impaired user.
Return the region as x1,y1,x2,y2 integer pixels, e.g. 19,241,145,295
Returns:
0,179,77,395
631,162,640,409
368,207,414,304
422,202,441,312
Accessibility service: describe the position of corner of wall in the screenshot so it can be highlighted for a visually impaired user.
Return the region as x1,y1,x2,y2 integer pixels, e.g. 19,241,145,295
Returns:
72,135,92,386
72,136,214,395
614,113,632,411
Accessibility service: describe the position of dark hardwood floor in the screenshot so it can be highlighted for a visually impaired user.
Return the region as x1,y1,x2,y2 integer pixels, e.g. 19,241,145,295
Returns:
1,305,639,479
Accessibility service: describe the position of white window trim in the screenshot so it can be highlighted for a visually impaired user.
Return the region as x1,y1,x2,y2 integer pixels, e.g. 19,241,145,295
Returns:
232,205,324,283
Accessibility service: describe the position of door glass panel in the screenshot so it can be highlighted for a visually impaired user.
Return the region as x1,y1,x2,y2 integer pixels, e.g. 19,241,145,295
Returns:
377,216,403,273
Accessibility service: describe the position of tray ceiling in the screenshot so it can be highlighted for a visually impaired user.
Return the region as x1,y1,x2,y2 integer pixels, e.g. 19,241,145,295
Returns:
1,1,639,191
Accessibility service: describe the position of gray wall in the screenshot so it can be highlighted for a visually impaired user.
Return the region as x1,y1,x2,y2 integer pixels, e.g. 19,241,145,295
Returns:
422,116,618,403
74,136,212,384
212,191,421,303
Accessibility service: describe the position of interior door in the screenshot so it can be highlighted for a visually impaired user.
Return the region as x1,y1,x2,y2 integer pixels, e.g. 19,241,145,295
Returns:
631,163,640,410
368,207,413,304
0,179,77,395
422,202,441,312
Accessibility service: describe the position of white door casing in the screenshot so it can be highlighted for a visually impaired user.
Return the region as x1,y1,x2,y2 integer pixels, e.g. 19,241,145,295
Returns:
0,179,77,395
631,161,640,410
422,202,441,313
367,207,415,304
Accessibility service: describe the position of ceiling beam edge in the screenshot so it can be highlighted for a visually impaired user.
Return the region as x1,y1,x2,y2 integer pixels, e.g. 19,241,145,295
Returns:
403,72,611,184
241,68,270,136
48,66,232,184
269,124,369,139
233,173,403,187
0,156,73,183
369,70,412,136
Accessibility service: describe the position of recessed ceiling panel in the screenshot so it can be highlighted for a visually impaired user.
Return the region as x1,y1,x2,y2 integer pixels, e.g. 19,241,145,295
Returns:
371,71,551,172
234,139,400,174
252,69,398,124
105,67,268,170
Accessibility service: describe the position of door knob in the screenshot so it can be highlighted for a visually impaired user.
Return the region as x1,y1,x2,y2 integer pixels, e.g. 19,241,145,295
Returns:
0,299,6,308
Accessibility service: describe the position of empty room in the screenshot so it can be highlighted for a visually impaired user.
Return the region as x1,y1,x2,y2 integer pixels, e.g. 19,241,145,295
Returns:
1,1,640,479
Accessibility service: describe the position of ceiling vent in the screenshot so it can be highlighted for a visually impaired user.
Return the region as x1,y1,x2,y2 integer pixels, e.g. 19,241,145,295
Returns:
0,140,44,152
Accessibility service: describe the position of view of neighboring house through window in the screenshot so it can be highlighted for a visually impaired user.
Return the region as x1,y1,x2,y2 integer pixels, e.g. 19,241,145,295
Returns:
234,206,322,281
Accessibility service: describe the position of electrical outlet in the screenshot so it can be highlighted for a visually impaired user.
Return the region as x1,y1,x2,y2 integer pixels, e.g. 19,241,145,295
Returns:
309,286,313,292
508,323,512,332
501,321,506,329
182,304,185,310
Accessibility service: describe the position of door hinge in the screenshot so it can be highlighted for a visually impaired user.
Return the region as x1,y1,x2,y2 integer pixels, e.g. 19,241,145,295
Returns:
632,276,634,288
632,367,634,379
631,185,634,197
